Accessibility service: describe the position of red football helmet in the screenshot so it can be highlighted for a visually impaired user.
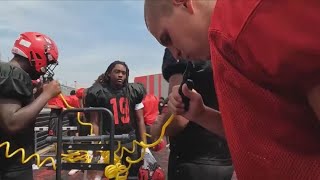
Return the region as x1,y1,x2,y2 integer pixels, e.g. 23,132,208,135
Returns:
12,32,59,79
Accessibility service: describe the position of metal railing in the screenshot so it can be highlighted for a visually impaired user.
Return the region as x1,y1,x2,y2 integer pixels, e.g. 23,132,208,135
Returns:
34,109,70,153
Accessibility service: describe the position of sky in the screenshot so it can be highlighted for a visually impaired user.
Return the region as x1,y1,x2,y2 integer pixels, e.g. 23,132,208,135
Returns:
0,0,164,88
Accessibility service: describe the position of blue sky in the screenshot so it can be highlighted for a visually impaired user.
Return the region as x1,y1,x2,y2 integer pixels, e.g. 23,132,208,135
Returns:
0,1,164,88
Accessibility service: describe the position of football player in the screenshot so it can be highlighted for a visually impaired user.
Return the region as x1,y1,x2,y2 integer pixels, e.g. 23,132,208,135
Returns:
0,32,61,180
85,60,146,179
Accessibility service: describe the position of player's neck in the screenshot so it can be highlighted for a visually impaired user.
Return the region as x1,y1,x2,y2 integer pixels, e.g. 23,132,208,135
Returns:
109,82,123,90
9,57,34,76
9,58,22,68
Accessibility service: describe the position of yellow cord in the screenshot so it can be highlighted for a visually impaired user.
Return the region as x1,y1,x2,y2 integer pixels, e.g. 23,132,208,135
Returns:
60,93,174,179
1,93,173,180
59,94,93,135
0,93,89,170
103,115,174,179
59,94,94,164
0,141,57,169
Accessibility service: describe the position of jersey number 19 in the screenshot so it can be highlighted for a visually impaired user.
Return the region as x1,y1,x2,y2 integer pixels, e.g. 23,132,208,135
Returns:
110,97,130,124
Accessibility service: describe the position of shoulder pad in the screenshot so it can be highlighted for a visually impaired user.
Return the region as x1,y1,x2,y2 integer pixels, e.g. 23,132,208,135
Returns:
0,63,33,103
127,83,146,104
162,49,187,82
85,83,105,107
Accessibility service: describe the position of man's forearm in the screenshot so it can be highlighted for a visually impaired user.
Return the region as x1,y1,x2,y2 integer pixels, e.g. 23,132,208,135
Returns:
4,93,51,134
138,120,147,142
196,106,225,137
151,112,187,141
150,114,168,141
166,114,189,136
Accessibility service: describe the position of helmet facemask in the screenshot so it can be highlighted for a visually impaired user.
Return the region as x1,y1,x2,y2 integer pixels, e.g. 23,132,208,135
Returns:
43,63,57,82
39,43,58,82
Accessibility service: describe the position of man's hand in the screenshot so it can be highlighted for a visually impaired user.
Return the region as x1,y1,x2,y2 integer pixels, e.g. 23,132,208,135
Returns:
0,80,61,135
42,80,61,98
33,79,44,98
168,84,205,121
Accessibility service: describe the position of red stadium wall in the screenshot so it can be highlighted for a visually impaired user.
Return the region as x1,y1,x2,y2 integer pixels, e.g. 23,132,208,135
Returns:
134,74,169,98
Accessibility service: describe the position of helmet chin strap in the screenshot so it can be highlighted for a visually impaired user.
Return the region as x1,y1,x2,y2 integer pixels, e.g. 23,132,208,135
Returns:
29,69,41,80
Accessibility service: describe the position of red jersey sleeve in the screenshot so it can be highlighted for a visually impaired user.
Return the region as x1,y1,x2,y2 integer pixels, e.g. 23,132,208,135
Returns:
236,1,320,93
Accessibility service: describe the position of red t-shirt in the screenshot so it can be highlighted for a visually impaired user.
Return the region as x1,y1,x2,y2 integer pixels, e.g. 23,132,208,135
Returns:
210,0,320,179
76,88,85,99
47,95,80,109
68,95,80,108
47,96,66,109
142,94,159,126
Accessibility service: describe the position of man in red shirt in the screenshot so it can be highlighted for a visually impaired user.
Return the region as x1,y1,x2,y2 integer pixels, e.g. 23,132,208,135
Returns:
47,95,67,136
142,94,162,145
144,0,320,179
76,88,86,108
67,90,80,108
66,90,80,135
47,91,80,137
143,94,159,126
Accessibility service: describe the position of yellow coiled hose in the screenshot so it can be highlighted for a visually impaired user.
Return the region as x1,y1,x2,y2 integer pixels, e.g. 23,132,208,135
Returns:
60,94,173,180
0,93,173,180
0,93,84,171
104,115,174,180
0,141,56,169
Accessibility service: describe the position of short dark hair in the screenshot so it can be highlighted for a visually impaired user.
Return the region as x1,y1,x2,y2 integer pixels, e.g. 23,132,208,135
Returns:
70,90,76,95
